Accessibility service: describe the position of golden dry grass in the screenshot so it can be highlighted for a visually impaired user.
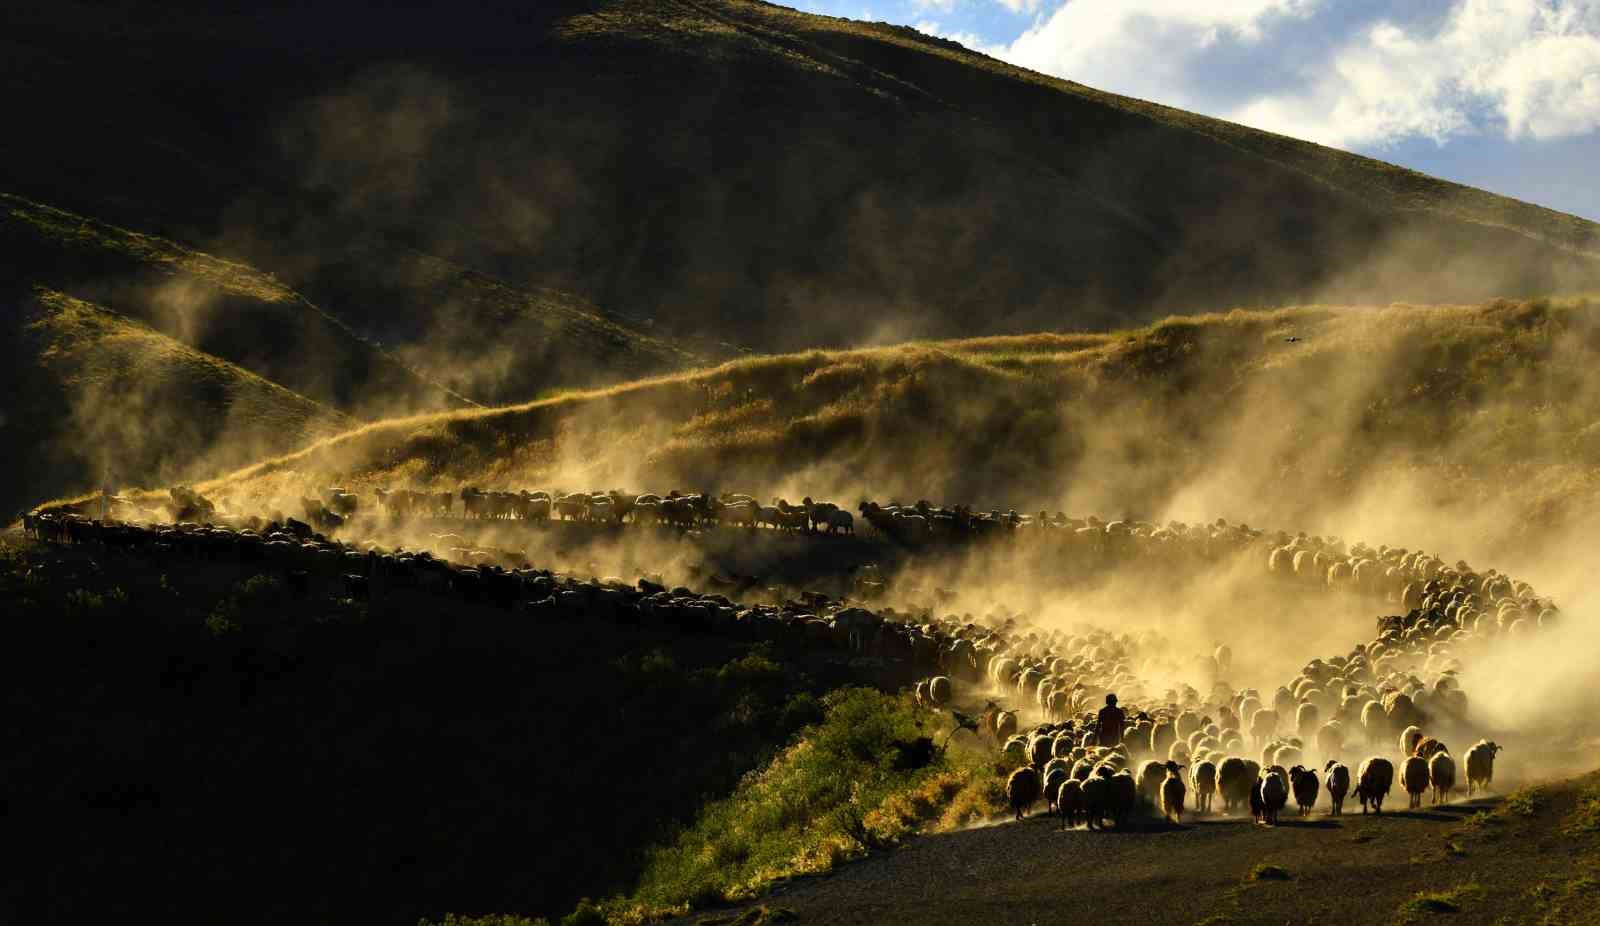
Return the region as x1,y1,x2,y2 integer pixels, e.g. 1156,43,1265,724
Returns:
113,295,1589,574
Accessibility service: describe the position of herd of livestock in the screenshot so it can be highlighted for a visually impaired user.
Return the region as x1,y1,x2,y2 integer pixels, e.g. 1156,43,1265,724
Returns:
909,547,1544,830
21,481,1556,834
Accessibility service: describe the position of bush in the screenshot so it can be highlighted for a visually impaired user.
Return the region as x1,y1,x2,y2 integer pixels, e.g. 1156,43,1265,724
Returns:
617,688,1002,918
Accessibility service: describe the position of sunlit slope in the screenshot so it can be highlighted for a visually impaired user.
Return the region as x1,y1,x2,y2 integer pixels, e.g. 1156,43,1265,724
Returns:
206,297,1600,565
0,193,466,418
1,288,350,518
3,0,1599,354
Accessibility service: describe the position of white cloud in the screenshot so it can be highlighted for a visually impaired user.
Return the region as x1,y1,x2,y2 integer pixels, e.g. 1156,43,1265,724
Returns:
1001,1,1316,110
988,0,1600,148
915,19,1011,57
994,0,1048,13
911,0,961,12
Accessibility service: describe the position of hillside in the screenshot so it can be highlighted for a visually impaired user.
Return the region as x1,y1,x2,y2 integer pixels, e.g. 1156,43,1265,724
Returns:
0,288,350,519
298,240,709,406
196,296,1600,576
0,192,464,418
2,0,1598,357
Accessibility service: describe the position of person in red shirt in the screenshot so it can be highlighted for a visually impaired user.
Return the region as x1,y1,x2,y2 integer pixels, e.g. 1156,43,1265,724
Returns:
1097,693,1126,746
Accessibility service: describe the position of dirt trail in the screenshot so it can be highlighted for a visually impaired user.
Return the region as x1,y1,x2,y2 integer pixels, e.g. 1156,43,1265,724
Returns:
684,774,1600,925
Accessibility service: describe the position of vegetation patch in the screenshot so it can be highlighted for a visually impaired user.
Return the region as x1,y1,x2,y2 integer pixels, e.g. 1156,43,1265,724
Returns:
1397,883,1481,920
605,689,1002,921
1503,786,1542,818
1563,777,1600,835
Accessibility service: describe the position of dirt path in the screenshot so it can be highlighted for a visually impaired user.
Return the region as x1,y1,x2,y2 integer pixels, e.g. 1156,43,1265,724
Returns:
685,773,1600,926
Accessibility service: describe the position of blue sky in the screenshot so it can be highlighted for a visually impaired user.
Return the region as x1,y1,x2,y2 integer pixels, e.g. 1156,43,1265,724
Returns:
788,0,1600,220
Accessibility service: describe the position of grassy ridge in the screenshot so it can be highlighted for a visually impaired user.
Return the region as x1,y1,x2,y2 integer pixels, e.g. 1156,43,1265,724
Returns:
193,296,1600,567
0,192,466,416
1,288,350,518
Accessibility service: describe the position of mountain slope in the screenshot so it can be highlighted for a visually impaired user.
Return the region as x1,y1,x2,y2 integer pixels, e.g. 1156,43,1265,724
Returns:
4,0,1598,355
299,240,710,406
0,287,350,519
0,192,466,419
198,296,1600,573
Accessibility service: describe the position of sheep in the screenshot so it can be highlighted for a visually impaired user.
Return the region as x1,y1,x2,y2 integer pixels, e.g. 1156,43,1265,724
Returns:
1289,765,1320,815
1355,757,1394,814
1043,767,1069,813
1316,720,1345,759
1137,759,1168,804
1193,760,1218,813
1007,766,1042,820
1218,756,1260,813
1413,736,1448,760
1150,719,1177,758
1401,755,1430,809
1465,740,1502,796
1324,761,1351,815
914,680,931,708
1080,772,1111,831
1360,700,1387,744
1160,760,1188,824
1295,702,1320,738
1257,767,1289,825
1058,777,1084,829
1398,724,1424,757
1429,751,1456,805
1249,709,1279,747
1106,769,1139,829
928,676,952,706
1029,734,1054,770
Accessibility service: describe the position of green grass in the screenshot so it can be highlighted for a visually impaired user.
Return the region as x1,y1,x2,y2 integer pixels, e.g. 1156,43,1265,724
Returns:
1504,786,1543,818
604,688,1003,922
1564,778,1600,835
1397,882,1481,919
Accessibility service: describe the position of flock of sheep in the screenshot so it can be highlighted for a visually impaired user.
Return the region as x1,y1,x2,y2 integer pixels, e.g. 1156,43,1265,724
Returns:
906,543,1540,829
25,482,1553,837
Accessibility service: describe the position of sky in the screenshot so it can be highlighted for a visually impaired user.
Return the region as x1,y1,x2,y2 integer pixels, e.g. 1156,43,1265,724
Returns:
787,0,1600,221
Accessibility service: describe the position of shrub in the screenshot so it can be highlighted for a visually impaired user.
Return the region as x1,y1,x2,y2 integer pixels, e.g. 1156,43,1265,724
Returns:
618,687,998,917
